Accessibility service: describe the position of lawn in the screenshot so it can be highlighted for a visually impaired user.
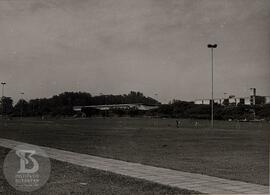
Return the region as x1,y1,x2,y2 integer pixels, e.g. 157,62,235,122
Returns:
0,117,269,186
0,147,197,195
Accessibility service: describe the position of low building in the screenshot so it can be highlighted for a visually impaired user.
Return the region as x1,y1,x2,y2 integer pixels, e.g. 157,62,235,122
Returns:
194,99,211,105
194,95,270,106
73,103,159,112
265,96,270,104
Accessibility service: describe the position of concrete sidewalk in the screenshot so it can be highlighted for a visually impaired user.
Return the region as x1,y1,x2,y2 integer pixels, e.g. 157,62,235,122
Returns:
0,138,268,194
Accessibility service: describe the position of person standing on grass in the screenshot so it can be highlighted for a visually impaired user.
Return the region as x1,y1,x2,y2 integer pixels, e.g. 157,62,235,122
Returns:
176,120,180,128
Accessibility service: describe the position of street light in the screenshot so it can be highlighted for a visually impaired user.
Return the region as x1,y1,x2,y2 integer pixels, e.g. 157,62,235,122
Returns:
1,82,6,118
1,82,6,98
207,44,217,128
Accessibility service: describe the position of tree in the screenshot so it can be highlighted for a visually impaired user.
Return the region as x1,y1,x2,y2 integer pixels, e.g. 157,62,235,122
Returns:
13,99,29,117
0,97,13,115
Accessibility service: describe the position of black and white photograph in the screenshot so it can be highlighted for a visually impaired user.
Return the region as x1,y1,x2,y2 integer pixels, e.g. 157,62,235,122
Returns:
0,0,269,194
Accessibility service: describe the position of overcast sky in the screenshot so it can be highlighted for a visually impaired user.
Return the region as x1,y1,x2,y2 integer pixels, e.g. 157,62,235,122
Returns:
0,0,269,103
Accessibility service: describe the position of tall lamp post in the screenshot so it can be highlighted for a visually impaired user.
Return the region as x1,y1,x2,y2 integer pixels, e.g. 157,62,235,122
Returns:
1,82,6,118
20,92,24,120
207,44,217,128
1,82,6,97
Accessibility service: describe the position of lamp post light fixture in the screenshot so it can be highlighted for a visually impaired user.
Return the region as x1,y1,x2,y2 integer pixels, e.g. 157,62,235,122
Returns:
207,44,217,128
1,82,6,98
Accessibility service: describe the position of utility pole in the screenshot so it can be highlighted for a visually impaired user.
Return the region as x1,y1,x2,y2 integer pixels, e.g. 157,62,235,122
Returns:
1,82,6,118
207,44,217,128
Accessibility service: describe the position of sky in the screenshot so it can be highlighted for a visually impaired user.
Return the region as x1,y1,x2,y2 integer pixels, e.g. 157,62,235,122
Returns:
0,0,269,103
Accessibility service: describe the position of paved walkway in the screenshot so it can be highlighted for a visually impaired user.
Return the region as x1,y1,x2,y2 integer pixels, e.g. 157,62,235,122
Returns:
0,138,268,194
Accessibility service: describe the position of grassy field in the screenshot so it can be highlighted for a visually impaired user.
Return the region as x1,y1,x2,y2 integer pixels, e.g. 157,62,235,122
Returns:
0,147,197,195
0,117,269,186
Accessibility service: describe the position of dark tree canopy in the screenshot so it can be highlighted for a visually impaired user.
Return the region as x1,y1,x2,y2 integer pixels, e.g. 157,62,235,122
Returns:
1,91,269,120
0,97,13,115
8,91,159,117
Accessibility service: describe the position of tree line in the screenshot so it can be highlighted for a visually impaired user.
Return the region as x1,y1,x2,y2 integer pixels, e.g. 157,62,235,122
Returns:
0,91,159,117
156,100,270,121
0,91,269,120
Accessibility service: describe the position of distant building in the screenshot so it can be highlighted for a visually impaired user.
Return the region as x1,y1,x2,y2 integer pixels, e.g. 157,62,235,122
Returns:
194,89,270,106
266,96,270,104
195,96,270,106
73,103,159,112
194,99,211,105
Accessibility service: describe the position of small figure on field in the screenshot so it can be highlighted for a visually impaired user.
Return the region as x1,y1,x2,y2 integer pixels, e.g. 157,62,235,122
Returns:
176,120,180,128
